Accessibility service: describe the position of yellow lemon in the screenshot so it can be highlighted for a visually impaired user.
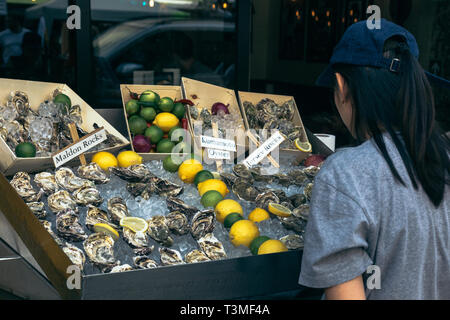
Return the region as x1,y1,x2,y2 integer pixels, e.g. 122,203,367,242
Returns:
91,151,118,171
178,158,203,184
268,203,292,217
153,112,180,133
117,150,143,168
248,208,270,223
257,239,288,255
197,179,229,197
229,219,260,247
93,223,119,241
215,199,243,223
294,139,312,153
119,217,149,233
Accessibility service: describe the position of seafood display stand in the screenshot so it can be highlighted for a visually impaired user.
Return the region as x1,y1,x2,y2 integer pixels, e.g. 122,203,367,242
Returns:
0,79,333,299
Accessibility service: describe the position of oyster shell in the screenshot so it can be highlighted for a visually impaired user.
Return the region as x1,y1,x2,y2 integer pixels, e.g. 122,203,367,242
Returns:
85,205,116,231
72,186,103,206
277,215,307,234
56,209,87,242
27,201,47,219
147,216,173,247
289,194,307,208
62,243,86,271
190,210,215,240
303,183,314,201
197,233,227,260
289,169,309,186
249,167,274,183
184,249,211,264
232,164,254,182
55,167,95,192
109,164,154,183
107,197,129,225
9,91,30,117
123,227,154,256
48,190,77,213
166,211,189,235
77,162,110,184
292,204,310,221
151,177,184,197
303,166,320,179
159,247,185,266
10,172,43,202
133,256,158,269
255,191,280,211
273,173,292,187
83,233,117,269
34,172,58,195
166,196,199,218
280,234,304,250
110,264,133,273
219,172,239,188
41,220,64,246
232,179,259,202
126,182,154,200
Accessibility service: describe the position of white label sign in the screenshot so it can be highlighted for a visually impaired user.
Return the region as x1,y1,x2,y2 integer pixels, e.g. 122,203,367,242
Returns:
207,148,231,160
243,131,285,167
200,135,236,152
52,128,107,168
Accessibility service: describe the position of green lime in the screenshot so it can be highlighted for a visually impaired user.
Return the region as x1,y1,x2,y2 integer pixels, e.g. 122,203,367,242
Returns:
125,100,140,117
158,97,174,112
168,126,183,143
54,93,71,108
201,190,224,208
15,142,36,158
156,138,175,153
249,236,271,255
223,212,244,229
172,102,186,119
140,107,156,122
194,170,214,186
163,155,181,173
144,125,164,144
139,90,160,107
128,115,147,135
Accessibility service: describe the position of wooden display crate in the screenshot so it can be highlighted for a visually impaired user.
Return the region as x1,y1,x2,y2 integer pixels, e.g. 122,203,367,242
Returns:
0,79,129,176
120,85,191,161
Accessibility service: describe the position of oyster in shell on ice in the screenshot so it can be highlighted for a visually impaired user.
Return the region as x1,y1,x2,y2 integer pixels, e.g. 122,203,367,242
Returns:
289,194,306,208
41,220,64,246
288,169,309,186
72,186,103,206
166,211,189,235
273,173,292,187
277,215,307,234
249,167,274,183
62,243,86,271
166,196,199,218
77,162,110,184
292,204,310,221
280,234,304,250
10,172,43,202
303,166,320,179
219,172,239,188
9,91,30,118
159,247,185,266
83,233,117,270
197,233,227,261
48,190,77,213
107,197,129,225
255,191,280,211
55,167,95,192
303,183,314,201
133,256,158,269
126,182,154,200
85,205,117,231
184,249,211,264
109,164,154,183
34,172,58,195
147,216,173,247
232,164,254,183
190,210,215,240
123,227,154,256
151,177,184,197
232,179,259,202
27,201,47,219
56,209,87,242
110,264,134,273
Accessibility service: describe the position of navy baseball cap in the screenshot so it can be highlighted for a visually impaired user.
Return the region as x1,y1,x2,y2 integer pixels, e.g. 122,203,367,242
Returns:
316,19,450,88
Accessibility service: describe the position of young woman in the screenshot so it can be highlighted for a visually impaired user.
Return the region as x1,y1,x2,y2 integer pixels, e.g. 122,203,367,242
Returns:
299,19,450,299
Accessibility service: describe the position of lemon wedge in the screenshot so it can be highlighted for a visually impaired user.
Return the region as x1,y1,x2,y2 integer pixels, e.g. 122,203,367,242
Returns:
119,217,149,233
268,203,292,217
93,223,120,241
294,139,312,153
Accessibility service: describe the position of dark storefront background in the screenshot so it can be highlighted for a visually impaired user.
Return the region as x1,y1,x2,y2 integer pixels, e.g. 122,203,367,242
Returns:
0,0,448,149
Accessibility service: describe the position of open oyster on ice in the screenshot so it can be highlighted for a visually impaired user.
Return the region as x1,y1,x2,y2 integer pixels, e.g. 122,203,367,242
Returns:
55,167,95,192
48,190,77,213
109,164,154,183
85,205,117,231
280,234,304,250
184,249,211,264
197,233,226,261
72,186,103,206
10,172,43,202
165,211,189,235
41,220,64,246
77,162,110,184
159,247,184,266
27,201,47,219
56,209,87,242
83,233,117,270
34,172,58,195
166,196,199,218
147,216,173,247
62,243,86,271
123,227,154,256
133,256,158,269
110,264,133,273
190,210,215,240
107,197,129,225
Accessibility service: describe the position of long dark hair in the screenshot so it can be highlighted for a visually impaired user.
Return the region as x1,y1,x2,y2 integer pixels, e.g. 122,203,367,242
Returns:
333,36,450,207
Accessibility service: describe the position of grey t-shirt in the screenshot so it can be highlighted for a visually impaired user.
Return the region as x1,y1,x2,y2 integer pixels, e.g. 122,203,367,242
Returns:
298,133,450,299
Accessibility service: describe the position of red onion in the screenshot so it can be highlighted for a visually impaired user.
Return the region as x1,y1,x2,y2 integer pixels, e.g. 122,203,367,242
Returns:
304,154,326,167
133,135,151,153
211,102,230,115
